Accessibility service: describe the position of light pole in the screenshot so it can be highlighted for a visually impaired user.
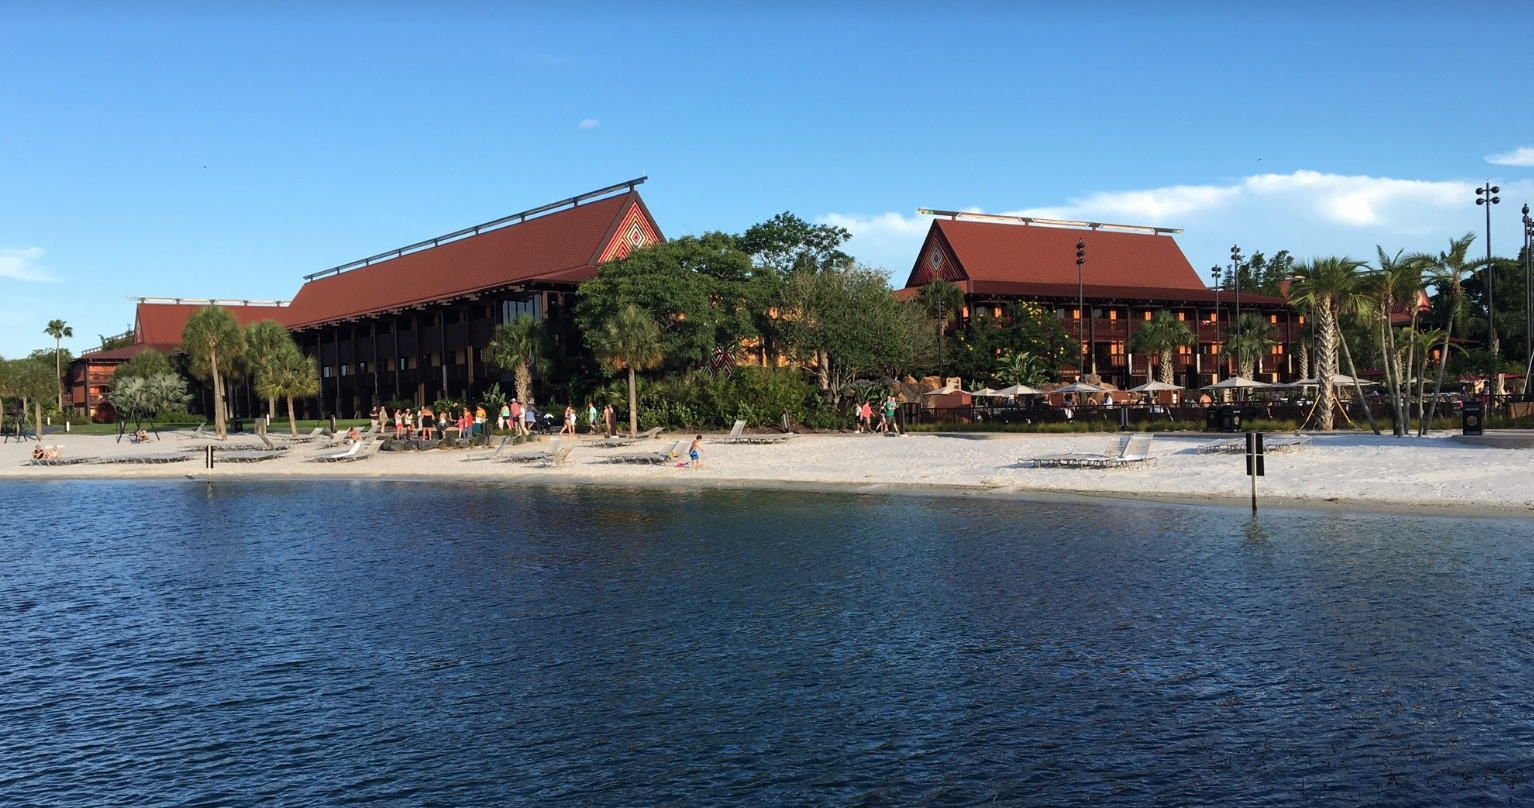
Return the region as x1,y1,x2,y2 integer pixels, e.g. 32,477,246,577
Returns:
1475,184,1500,356
1210,265,1223,381
1077,239,1091,377
1523,203,1532,397
1230,244,1243,379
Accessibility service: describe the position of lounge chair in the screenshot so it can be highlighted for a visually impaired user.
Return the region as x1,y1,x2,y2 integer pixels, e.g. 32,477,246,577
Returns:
1102,433,1155,468
26,446,93,466
1029,435,1143,469
537,444,575,467
591,426,663,448
174,422,209,440
715,420,792,445
314,440,367,462
463,434,516,462
290,427,327,444
607,440,681,465
218,450,285,463
504,438,563,464
94,454,191,465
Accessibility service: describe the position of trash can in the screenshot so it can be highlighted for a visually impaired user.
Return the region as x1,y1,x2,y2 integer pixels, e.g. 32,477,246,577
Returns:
1118,407,1130,431
1462,400,1484,436
1205,407,1221,432
230,418,243,434
1218,405,1242,433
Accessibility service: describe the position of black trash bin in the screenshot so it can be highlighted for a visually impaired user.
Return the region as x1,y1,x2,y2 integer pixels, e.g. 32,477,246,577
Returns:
230,418,243,434
1118,407,1130,431
1218,405,1242,433
1205,407,1221,432
1462,400,1484,436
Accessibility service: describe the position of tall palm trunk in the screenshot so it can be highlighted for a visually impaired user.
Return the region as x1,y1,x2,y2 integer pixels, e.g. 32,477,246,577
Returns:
1338,328,1379,434
626,366,638,437
55,336,64,414
1379,301,1405,436
210,351,227,440
34,399,43,442
286,395,299,437
1157,350,1175,385
1314,300,1339,430
514,362,532,406
1422,322,1454,437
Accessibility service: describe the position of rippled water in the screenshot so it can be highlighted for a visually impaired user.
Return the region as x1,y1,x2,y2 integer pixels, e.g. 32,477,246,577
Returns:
3,481,1534,806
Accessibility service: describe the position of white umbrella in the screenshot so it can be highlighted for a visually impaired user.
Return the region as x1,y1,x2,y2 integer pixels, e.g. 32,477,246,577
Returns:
1050,381,1112,395
1289,375,1377,387
1125,381,1184,393
967,387,1004,397
1202,376,1274,390
994,383,1047,396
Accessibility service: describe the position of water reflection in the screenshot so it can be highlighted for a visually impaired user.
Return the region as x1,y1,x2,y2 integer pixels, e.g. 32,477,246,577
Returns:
1,481,1532,806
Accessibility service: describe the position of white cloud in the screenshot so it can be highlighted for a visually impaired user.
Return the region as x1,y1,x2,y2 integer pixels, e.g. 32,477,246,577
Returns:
822,170,1534,279
0,247,58,282
1487,147,1534,167
578,118,600,129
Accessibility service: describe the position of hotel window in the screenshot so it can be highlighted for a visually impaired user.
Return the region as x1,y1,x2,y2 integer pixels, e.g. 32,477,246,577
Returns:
340,364,351,377
1072,308,1081,320
1143,311,1153,321
1270,314,1279,324
385,359,395,372
322,366,334,378
1109,310,1119,320
1109,342,1124,355
1178,345,1192,356
501,296,542,323
429,353,441,367
992,307,1002,318
1092,308,1104,319
1177,311,1186,320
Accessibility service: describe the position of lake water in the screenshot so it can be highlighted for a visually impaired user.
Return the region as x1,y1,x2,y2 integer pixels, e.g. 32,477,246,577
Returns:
3,481,1533,806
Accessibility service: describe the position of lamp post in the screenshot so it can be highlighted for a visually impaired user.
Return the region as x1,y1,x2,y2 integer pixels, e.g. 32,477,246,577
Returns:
1230,245,1243,379
1077,239,1091,377
1210,265,1223,381
1475,184,1500,356
1523,203,1532,397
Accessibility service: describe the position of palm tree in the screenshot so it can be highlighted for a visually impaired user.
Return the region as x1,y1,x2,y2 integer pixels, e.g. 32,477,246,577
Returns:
591,306,663,437
44,319,72,414
917,278,965,379
1363,248,1426,436
1289,257,1370,431
486,315,550,406
244,320,295,419
1128,311,1195,386
1418,234,1477,435
255,348,320,437
994,349,1045,387
181,305,246,440
1222,313,1278,380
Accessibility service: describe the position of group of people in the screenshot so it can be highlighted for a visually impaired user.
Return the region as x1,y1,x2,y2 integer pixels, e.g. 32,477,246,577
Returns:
851,396,902,434
558,402,617,438
373,400,550,442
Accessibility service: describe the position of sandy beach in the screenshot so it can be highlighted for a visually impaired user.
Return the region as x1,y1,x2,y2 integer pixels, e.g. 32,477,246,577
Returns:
5,428,1532,517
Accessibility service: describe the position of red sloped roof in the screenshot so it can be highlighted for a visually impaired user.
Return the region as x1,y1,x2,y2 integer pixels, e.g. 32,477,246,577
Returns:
77,342,181,364
135,303,289,345
281,191,660,329
905,218,1209,291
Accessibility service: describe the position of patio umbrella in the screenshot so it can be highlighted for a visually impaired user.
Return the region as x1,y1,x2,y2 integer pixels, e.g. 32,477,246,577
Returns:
1050,381,1112,395
922,385,963,395
967,387,1004,397
1125,381,1184,393
1202,376,1275,390
994,383,1047,396
1289,375,1377,387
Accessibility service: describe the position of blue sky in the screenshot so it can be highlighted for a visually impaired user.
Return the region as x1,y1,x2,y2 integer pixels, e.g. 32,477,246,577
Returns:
4,1,1534,358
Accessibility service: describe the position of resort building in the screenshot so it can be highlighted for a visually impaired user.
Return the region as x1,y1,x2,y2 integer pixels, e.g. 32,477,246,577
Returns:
69,298,290,421
901,211,1300,390
281,179,662,418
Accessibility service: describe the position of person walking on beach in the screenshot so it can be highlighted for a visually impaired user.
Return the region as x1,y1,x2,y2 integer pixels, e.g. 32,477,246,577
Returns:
603,403,615,438
522,402,536,435
884,396,899,435
369,405,380,433
688,434,702,469
560,405,576,436
587,402,599,434
474,405,487,437
851,400,862,432
861,401,873,432
498,402,510,432
392,407,403,440
419,404,435,441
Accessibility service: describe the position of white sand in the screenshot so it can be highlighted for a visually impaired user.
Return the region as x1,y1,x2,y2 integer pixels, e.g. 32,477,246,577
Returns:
4,429,1531,517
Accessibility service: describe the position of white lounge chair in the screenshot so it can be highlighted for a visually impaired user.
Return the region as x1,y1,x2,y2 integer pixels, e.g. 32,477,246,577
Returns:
1029,434,1153,469
607,440,681,465
715,420,791,445
504,438,563,464
314,440,371,462
592,427,663,448
463,434,516,461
